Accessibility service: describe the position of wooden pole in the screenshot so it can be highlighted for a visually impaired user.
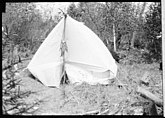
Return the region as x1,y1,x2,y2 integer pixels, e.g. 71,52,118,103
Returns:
62,14,67,84
58,9,68,99
59,8,67,86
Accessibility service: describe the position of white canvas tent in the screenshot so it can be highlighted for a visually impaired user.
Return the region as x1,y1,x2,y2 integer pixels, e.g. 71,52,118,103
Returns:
27,15,118,88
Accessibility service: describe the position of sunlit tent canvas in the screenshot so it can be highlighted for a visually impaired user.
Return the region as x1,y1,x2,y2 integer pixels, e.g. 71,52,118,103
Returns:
27,15,118,88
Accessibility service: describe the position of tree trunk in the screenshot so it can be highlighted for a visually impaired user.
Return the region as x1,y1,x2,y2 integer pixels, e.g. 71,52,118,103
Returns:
131,31,137,48
116,33,122,50
106,38,109,46
113,23,116,52
131,2,146,48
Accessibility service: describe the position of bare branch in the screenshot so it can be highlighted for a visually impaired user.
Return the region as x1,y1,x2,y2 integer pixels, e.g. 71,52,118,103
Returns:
2,58,31,71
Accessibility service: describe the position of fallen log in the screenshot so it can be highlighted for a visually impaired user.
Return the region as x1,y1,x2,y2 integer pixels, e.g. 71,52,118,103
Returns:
136,86,163,106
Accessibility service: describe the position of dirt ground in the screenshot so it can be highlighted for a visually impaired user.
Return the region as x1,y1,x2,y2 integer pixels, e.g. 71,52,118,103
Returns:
15,61,163,115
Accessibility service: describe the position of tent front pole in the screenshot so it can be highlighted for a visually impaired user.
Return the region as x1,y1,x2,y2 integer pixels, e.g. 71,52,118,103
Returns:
61,14,67,85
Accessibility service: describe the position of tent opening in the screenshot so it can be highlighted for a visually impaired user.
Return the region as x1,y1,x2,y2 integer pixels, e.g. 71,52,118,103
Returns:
60,71,70,85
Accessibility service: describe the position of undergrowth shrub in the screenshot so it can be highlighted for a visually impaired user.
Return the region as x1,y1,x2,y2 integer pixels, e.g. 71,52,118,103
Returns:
2,28,36,115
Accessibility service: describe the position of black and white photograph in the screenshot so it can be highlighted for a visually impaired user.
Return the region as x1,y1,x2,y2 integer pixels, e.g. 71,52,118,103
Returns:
2,2,164,116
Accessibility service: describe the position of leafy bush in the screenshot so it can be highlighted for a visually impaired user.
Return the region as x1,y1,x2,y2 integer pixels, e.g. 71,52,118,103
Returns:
119,49,147,65
144,2,161,62
2,25,34,115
